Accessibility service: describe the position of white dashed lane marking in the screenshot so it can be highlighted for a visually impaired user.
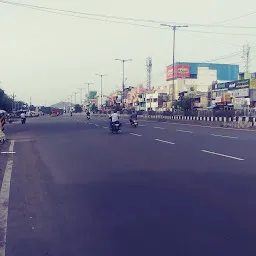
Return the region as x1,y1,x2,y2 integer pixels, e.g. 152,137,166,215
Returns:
176,130,193,133
211,134,238,139
201,150,244,161
155,139,175,145
130,133,142,137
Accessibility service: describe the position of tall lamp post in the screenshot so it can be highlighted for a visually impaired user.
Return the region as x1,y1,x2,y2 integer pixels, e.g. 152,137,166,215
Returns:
114,59,132,105
84,82,94,106
73,92,78,105
95,74,107,108
161,24,188,106
78,88,86,105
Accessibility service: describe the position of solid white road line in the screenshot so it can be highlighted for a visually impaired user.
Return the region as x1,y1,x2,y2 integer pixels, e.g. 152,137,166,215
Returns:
139,119,256,132
139,124,147,127
155,139,175,145
130,133,142,137
0,140,15,256
201,150,244,161
95,124,99,127
211,134,238,139
89,123,93,125
176,130,193,133
154,127,165,130
1,152,16,154
103,126,108,129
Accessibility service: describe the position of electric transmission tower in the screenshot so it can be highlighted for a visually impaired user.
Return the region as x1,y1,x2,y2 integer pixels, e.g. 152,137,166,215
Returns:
146,57,152,90
242,44,250,73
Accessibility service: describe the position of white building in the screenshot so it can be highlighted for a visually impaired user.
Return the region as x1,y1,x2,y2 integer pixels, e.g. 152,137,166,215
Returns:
145,91,168,111
166,62,239,100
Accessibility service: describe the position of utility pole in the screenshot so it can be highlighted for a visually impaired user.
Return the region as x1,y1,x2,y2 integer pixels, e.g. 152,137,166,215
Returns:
146,57,153,90
115,59,132,105
84,82,94,100
161,24,188,106
78,88,86,105
73,92,78,105
95,74,107,109
12,93,16,112
69,95,73,108
242,43,250,73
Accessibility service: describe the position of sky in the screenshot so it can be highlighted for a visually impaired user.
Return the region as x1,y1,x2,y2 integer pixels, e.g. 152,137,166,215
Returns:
1,0,256,105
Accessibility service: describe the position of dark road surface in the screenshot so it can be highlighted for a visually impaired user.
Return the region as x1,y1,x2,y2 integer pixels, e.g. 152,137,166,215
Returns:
1,114,256,256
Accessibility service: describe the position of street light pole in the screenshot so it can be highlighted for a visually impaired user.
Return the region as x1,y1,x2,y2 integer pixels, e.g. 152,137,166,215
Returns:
73,92,78,105
84,82,94,100
161,24,188,106
95,74,107,108
115,59,132,105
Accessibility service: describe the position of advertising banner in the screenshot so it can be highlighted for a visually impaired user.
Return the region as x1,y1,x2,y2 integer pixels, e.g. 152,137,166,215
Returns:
212,79,250,91
212,82,228,91
250,89,256,101
224,93,231,102
166,64,190,81
230,88,249,98
250,79,256,89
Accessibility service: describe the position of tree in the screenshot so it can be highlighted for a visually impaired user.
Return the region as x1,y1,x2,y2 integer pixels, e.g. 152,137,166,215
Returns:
174,96,192,110
74,104,82,113
29,105,36,111
91,103,98,113
41,106,52,114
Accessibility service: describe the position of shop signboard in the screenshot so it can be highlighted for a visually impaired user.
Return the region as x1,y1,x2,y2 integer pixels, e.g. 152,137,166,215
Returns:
212,79,250,91
250,89,256,101
224,93,231,102
250,79,256,89
212,82,228,91
215,96,222,103
230,88,249,98
166,64,190,81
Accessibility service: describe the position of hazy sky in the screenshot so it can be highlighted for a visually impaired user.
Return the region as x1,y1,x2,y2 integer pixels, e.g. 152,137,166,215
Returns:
1,0,256,105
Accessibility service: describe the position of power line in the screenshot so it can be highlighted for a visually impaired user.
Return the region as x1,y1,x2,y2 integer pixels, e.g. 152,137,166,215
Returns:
182,29,256,37
214,11,256,25
1,0,256,30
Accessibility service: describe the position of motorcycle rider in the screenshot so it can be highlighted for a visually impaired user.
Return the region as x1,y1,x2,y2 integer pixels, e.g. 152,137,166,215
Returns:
20,111,26,123
109,110,120,129
130,110,137,125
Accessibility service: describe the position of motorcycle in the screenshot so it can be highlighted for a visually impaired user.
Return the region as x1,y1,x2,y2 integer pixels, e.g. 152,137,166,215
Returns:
21,118,26,124
130,119,138,128
110,121,121,133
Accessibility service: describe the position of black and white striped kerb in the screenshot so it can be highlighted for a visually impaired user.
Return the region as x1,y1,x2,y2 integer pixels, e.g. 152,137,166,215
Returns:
0,116,5,131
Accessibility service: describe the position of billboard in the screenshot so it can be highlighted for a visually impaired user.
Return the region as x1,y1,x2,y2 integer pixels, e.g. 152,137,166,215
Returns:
166,64,190,81
250,79,256,89
88,91,97,99
230,88,249,98
212,79,250,91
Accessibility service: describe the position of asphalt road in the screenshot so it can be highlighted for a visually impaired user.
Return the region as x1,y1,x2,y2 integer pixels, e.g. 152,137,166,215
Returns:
1,114,256,256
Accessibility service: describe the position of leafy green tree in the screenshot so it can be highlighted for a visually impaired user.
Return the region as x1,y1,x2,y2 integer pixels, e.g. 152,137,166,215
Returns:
74,104,82,113
174,97,192,110
90,103,98,113
41,106,52,114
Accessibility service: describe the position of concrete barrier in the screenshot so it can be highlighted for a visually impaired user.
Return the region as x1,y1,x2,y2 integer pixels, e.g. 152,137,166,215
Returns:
92,114,256,129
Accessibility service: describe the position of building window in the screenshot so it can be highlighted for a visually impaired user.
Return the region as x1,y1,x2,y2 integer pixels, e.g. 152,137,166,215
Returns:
190,74,197,79
153,98,157,102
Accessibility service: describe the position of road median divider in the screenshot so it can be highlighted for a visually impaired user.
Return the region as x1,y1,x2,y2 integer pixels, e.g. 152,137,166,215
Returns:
92,113,256,130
